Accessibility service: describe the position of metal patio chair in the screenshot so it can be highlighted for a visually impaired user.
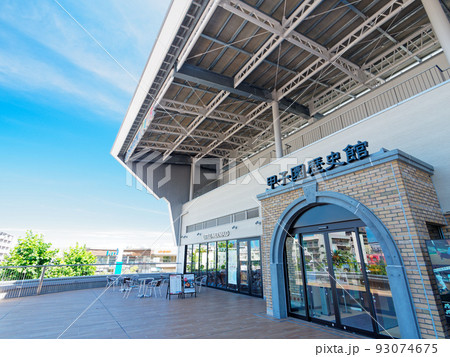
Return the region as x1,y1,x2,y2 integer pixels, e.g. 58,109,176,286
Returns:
144,279,163,298
195,275,207,293
123,275,140,299
106,276,120,292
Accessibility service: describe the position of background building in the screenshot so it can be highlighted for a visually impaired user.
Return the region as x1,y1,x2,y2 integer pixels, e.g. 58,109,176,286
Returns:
87,247,177,273
112,0,450,339
0,232,14,262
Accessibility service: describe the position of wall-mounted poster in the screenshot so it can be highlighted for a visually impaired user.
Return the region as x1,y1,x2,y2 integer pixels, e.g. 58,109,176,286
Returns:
426,239,450,324
169,274,182,295
183,274,195,294
228,245,237,285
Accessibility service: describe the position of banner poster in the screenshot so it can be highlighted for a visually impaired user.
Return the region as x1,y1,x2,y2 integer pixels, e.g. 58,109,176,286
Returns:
426,239,450,324
169,274,182,295
183,274,195,294
228,250,237,285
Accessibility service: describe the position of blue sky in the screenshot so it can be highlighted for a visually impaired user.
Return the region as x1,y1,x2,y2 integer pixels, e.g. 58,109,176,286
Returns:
0,0,174,249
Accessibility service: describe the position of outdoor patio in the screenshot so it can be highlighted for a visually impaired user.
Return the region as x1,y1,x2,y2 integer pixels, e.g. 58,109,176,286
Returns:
0,286,361,339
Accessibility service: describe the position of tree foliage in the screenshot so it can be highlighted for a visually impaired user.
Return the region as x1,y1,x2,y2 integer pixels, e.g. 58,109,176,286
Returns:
1,231,60,279
1,231,97,279
59,243,97,276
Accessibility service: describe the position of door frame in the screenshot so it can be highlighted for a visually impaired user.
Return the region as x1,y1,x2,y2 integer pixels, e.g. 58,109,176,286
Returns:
286,223,381,337
269,192,420,338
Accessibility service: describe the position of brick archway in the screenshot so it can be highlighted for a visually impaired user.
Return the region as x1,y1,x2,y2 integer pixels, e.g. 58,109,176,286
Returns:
269,190,420,338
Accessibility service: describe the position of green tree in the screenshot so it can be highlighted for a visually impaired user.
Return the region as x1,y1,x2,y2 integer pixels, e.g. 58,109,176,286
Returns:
60,243,97,276
1,231,60,279
1,233,97,279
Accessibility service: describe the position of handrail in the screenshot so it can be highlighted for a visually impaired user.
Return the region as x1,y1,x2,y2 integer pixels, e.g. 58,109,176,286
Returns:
0,262,181,269
193,65,450,199
0,263,180,299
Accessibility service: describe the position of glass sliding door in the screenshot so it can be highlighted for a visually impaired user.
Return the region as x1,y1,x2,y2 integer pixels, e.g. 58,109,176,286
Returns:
185,245,193,273
328,231,373,332
217,241,227,288
359,227,400,338
286,217,400,337
239,240,249,294
285,234,306,317
250,239,262,297
192,244,200,274
185,238,262,297
199,243,208,276
302,233,336,324
227,240,238,291
207,242,216,287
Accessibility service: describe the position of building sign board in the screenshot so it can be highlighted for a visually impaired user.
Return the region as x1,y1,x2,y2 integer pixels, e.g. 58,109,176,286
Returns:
426,239,450,324
266,140,370,190
203,231,230,240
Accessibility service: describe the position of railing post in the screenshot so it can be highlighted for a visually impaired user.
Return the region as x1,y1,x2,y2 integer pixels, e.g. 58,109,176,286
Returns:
36,266,47,295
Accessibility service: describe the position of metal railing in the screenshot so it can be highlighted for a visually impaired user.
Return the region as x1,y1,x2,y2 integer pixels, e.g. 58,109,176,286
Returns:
0,263,180,299
193,65,450,199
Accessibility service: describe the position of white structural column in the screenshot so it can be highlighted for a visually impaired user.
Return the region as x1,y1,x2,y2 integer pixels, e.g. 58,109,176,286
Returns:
189,159,196,200
422,0,450,64
272,100,283,159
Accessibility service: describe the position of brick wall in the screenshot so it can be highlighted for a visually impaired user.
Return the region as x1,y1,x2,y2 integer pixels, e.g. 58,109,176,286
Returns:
260,159,449,338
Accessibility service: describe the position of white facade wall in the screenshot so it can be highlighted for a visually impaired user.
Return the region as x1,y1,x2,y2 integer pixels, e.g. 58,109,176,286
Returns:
181,79,450,245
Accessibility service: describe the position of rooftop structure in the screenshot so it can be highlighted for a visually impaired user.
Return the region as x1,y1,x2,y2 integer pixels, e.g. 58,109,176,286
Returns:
112,0,450,339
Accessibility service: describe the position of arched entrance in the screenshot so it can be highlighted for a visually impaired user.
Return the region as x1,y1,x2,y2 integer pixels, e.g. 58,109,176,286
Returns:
269,191,420,338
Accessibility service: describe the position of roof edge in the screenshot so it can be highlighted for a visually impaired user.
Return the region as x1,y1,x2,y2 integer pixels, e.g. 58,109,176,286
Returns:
111,0,191,160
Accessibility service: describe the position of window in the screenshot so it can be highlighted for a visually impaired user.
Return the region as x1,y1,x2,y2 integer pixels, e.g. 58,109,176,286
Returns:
185,245,193,273
185,207,260,233
247,208,259,219
204,219,217,228
217,215,231,225
233,211,246,222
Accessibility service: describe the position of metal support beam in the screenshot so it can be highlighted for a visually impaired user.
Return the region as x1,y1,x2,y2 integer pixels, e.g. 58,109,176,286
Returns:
220,0,369,86
310,25,438,114
421,0,450,64
277,0,415,101
340,0,422,63
200,33,352,99
272,100,283,159
174,63,310,117
158,98,270,131
162,90,230,160
196,0,415,160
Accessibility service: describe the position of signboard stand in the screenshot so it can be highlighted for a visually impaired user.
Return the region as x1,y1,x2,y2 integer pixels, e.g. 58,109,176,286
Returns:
166,274,197,299
183,274,196,298
167,274,183,300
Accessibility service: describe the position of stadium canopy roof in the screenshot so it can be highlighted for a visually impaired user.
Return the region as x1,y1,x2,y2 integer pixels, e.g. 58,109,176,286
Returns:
112,0,440,164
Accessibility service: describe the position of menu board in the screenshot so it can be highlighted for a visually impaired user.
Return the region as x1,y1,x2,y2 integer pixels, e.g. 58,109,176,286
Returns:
169,274,182,295
228,251,237,285
426,239,450,324
183,274,195,294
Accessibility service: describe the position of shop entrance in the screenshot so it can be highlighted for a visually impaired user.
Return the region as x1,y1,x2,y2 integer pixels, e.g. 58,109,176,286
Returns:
185,238,262,297
284,204,400,338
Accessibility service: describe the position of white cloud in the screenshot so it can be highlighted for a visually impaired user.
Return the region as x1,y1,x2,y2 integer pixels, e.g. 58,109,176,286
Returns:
0,50,126,116
0,0,168,94
0,0,170,117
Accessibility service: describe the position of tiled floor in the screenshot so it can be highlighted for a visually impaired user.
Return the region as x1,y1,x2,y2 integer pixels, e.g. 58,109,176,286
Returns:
0,287,362,339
